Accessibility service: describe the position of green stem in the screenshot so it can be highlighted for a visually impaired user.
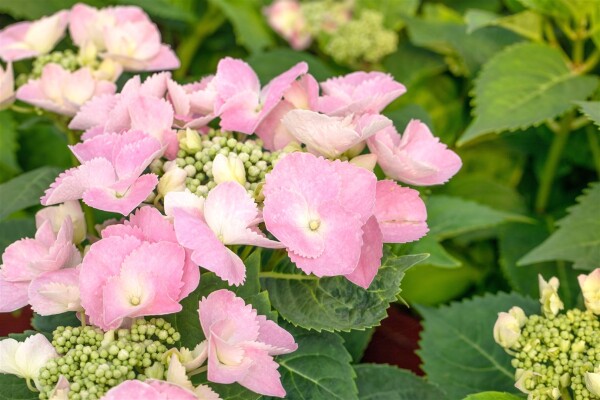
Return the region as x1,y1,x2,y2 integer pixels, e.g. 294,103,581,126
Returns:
544,20,560,48
25,378,38,393
258,271,318,280
9,104,34,114
82,204,96,237
561,387,573,400
587,129,600,179
174,5,225,80
188,366,208,377
239,245,253,260
572,38,584,66
81,312,87,327
574,49,600,75
535,115,572,214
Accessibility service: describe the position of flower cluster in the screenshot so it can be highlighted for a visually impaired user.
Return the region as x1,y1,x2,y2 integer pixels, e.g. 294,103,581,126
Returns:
0,3,178,114
494,270,600,399
264,0,398,67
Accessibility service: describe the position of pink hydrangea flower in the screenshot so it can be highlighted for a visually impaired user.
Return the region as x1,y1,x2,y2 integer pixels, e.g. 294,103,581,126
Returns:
167,76,217,129
28,267,82,316
41,130,162,215
101,206,200,300
80,234,188,330
255,74,319,150
318,71,406,116
103,380,200,400
264,0,312,50
282,109,391,158
172,182,283,286
16,64,116,116
213,57,308,134
199,289,297,397
0,62,14,109
263,152,379,278
0,10,68,61
367,120,462,186
0,219,81,312
68,73,177,158
374,180,428,243
35,201,86,244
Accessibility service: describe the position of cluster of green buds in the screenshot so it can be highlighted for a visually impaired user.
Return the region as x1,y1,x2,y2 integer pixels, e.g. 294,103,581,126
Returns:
15,50,82,86
151,128,289,201
494,273,600,400
37,318,180,400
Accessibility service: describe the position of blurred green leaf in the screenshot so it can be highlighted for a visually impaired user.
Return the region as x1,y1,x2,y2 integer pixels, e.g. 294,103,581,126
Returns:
516,0,573,20
0,111,21,183
209,0,275,53
577,101,600,130
463,392,524,400
383,42,446,89
17,121,71,171
0,218,35,254
465,10,543,41
115,0,195,22
247,48,337,82
0,0,102,19
355,364,447,400
418,292,538,399
459,43,599,145
519,182,600,270
384,105,433,132
401,263,478,305
404,236,461,268
0,166,60,220
355,0,420,30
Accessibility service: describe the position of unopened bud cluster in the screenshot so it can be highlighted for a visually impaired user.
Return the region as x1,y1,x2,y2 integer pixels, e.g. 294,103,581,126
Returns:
151,129,287,199
37,318,180,400
16,50,82,86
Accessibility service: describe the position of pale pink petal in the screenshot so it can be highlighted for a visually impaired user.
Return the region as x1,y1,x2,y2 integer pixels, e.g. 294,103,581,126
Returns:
28,267,81,315
284,73,319,110
114,132,162,179
254,100,297,151
147,380,198,399
260,61,308,116
69,133,121,163
143,45,180,71
139,71,170,98
344,216,383,289
207,333,252,384
0,22,38,61
199,290,260,343
167,78,190,116
1,238,50,282
331,159,376,224
82,173,158,215
104,380,162,400
237,344,286,397
164,190,204,218
214,58,260,105
256,316,298,355
374,180,428,243
68,93,118,130
217,90,260,134
0,279,29,312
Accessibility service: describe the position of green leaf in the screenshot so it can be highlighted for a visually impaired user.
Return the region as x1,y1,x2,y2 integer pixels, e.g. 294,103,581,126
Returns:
418,292,538,399
0,111,20,182
355,0,420,30
115,0,195,22
0,374,37,400
275,326,358,400
338,328,375,363
0,219,35,254
577,101,600,130
499,221,580,308
262,253,428,332
426,195,527,240
354,364,447,400
383,42,446,88
465,10,543,41
0,0,102,19
516,0,573,20
31,312,80,334
17,120,72,171
385,106,434,134
519,182,600,270
459,43,599,145
463,392,524,400
208,0,274,53
404,236,461,268
0,167,61,221
247,48,337,83
400,264,478,306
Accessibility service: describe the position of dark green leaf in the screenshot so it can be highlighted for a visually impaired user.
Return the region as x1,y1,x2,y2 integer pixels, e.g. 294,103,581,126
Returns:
519,182,600,270
459,43,599,145
0,111,20,182
247,48,337,83
355,0,420,30
0,374,37,400
0,219,35,254
404,236,461,268
418,292,538,399
577,101,600,130
263,253,428,331
17,121,71,171
355,364,447,400
31,312,80,334
400,264,478,306
0,167,61,220
275,326,358,400
338,328,374,363
383,42,446,89
385,106,434,134
0,0,102,19
115,0,195,22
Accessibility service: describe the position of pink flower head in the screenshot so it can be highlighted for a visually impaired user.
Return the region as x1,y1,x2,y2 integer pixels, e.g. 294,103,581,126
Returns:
374,180,428,243
318,71,406,116
68,73,177,158
104,380,198,400
0,62,14,109
214,58,308,134
282,109,391,158
255,73,319,151
69,3,149,51
35,201,86,244
199,289,297,397
101,206,200,300
0,10,68,61
41,130,161,215
167,76,217,129
0,219,81,312
172,182,283,286
264,0,312,50
28,267,82,316
16,64,116,116
263,152,379,278
80,234,188,330
368,120,462,186
103,18,179,72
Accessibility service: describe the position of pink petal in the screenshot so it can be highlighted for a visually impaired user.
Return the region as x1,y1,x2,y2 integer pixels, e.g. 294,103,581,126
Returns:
254,100,296,151
82,173,158,215
104,380,163,400
344,216,383,289
68,93,118,130
214,58,260,106
259,61,308,118
217,90,260,134
142,45,180,71
374,180,428,243
199,290,260,343
28,267,81,315
256,315,298,355
331,159,376,224
69,132,122,163
0,279,29,312
114,131,162,179
139,72,170,98
146,380,198,399
237,344,286,398
207,332,252,384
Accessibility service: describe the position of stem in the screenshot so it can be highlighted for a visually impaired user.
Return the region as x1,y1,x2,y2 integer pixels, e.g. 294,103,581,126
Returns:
82,204,96,237
174,5,225,80
81,312,87,327
188,366,208,377
535,115,572,214
574,49,600,75
561,387,573,400
544,20,560,48
9,104,34,114
587,129,600,179
259,271,319,280
25,378,38,393
239,245,253,260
